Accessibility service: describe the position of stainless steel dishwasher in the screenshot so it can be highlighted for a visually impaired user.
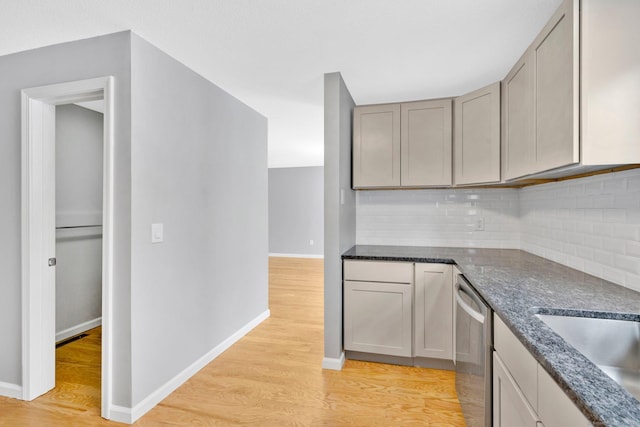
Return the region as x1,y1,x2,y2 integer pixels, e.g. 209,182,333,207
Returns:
455,274,492,427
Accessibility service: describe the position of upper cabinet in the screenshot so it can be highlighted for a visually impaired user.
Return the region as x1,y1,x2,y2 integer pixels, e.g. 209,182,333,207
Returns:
533,0,579,173
352,103,401,188
401,100,452,187
353,99,451,189
454,82,501,185
354,0,640,188
503,0,640,181
502,52,535,180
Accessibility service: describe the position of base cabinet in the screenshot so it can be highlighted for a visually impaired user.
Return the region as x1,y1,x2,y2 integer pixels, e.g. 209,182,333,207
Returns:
343,260,454,364
344,280,413,357
493,315,591,427
343,261,414,357
537,367,591,427
414,263,453,359
493,352,541,427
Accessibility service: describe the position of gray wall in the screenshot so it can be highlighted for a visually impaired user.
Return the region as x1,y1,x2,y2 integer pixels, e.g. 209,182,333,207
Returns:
323,72,356,364
55,104,104,337
0,31,268,414
129,34,268,406
269,166,324,256
0,32,133,406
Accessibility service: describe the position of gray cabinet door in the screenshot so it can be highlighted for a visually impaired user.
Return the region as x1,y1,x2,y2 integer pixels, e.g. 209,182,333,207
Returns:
344,280,412,357
401,99,452,187
454,82,501,185
538,366,591,427
493,352,540,427
502,51,535,181
533,0,579,172
353,104,401,188
414,264,453,359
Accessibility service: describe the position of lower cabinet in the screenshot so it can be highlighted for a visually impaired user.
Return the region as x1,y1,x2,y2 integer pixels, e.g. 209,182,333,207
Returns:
493,352,541,427
343,260,454,363
343,280,413,357
343,260,414,357
493,314,591,427
414,263,453,359
537,366,591,427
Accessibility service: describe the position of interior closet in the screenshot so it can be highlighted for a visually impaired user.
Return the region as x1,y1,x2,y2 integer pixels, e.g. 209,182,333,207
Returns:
54,103,103,352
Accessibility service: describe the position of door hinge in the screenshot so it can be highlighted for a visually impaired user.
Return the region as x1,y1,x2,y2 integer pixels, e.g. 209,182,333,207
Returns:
48,258,56,267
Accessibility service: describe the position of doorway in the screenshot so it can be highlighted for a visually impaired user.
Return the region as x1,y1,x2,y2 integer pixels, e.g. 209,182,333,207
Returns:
21,77,115,419
54,101,104,412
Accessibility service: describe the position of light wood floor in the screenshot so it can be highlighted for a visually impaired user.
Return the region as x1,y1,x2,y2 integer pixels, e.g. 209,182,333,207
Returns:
0,257,465,426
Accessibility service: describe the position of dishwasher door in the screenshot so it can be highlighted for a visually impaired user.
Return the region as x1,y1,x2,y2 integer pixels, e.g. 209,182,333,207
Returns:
455,274,492,427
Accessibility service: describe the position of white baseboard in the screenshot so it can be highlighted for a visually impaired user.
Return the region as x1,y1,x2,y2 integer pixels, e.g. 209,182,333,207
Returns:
111,309,271,424
322,352,345,370
0,381,22,399
269,253,324,259
108,405,133,424
56,317,102,342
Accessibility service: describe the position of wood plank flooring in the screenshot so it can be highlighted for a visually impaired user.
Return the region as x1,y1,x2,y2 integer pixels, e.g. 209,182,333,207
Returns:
0,257,465,426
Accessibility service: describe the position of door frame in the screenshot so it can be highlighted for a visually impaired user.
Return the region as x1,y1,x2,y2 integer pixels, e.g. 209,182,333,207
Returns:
21,76,115,419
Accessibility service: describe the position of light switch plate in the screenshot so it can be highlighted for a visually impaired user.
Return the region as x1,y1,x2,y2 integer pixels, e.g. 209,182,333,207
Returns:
151,223,163,243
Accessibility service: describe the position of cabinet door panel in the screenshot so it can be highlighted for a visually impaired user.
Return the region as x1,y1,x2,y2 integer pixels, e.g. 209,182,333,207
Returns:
493,352,540,427
401,100,452,186
494,315,539,410
344,280,412,357
581,0,640,165
538,367,591,427
503,53,535,180
454,82,501,185
353,104,401,188
534,0,579,172
414,264,453,359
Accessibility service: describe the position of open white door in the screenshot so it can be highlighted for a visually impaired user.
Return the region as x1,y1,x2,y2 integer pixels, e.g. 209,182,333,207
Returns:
21,76,115,419
21,96,57,399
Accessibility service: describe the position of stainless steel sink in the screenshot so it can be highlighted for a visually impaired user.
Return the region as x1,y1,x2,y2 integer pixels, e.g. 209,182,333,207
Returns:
535,313,640,400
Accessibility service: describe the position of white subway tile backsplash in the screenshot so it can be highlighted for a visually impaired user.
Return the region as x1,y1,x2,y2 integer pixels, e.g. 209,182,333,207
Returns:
584,209,604,222
356,169,640,291
603,266,627,285
603,238,626,255
627,241,640,258
615,254,640,275
356,188,520,249
614,193,640,209
626,273,640,293
520,169,640,290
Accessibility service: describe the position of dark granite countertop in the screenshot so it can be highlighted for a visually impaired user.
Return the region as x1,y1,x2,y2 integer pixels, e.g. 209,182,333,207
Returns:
342,245,640,426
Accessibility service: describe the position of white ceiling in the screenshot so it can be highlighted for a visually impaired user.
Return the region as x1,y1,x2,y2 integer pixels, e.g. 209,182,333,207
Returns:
1,0,562,168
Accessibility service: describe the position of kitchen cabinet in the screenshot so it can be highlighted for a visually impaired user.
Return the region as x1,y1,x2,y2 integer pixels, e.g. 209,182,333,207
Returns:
414,263,452,360
533,0,578,173
493,314,590,427
502,0,640,180
353,99,451,189
494,315,538,409
454,82,501,185
343,260,455,365
353,104,400,188
502,52,534,180
538,367,591,427
401,100,452,187
493,352,541,427
343,261,413,357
